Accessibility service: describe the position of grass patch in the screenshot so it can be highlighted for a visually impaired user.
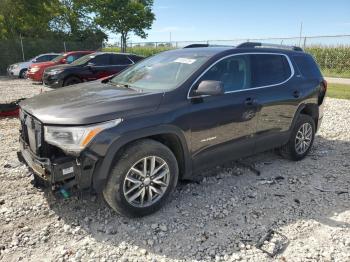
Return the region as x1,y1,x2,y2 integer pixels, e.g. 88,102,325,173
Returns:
322,69,350,79
327,83,350,100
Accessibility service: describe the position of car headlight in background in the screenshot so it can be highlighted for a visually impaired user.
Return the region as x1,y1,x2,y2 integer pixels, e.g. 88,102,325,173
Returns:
12,64,19,69
30,67,40,73
47,69,63,75
44,119,122,154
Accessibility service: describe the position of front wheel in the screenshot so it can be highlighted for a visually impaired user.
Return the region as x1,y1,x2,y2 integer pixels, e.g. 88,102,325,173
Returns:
103,139,179,217
19,69,27,79
279,114,315,161
63,76,82,87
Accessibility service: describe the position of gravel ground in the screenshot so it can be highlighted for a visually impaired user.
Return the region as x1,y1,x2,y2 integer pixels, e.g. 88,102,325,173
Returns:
0,78,349,262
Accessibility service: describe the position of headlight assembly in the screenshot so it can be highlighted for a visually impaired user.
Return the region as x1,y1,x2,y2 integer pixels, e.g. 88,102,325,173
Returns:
44,119,122,154
30,67,40,73
48,69,63,75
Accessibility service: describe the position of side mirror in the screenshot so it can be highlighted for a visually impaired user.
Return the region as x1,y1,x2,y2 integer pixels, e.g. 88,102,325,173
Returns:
31,59,37,63
194,80,224,96
61,58,67,64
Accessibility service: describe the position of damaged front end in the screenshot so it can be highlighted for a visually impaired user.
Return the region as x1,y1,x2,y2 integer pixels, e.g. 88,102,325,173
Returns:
17,109,99,190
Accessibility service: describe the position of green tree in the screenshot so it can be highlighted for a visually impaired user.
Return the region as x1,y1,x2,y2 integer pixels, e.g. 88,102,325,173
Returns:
91,0,155,52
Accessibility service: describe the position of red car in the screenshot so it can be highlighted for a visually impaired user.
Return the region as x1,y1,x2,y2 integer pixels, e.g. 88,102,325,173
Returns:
27,51,94,82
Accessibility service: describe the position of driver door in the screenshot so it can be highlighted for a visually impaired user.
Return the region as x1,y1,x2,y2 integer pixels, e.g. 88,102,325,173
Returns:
188,54,259,172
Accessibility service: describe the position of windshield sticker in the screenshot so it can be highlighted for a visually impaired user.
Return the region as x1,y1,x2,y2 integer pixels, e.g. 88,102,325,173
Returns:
174,58,196,64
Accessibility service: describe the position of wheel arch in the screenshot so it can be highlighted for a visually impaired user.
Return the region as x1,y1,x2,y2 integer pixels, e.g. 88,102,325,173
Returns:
92,126,191,192
291,103,319,131
63,74,82,85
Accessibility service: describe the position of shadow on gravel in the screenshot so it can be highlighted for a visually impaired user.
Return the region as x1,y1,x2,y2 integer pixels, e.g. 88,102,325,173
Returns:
42,135,350,260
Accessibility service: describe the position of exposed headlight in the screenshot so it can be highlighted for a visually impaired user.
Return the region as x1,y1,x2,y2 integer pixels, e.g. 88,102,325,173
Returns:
48,69,63,75
44,119,122,154
30,67,40,73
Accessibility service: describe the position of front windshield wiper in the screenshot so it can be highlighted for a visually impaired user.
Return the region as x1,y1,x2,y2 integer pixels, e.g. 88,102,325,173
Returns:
109,82,141,92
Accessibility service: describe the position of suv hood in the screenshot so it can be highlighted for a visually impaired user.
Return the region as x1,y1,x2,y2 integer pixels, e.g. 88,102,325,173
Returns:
20,81,164,125
45,64,79,72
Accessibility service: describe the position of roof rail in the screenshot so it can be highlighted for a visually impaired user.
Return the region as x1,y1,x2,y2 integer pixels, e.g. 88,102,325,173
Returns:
236,42,303,51
183,44,209,48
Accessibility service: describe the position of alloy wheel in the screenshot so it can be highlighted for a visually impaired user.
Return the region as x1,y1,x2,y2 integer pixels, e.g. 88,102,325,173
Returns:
295,122,313,155
123,156,170,207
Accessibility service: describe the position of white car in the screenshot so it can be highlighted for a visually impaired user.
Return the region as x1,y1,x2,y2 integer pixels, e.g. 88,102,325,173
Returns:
7,53,60,78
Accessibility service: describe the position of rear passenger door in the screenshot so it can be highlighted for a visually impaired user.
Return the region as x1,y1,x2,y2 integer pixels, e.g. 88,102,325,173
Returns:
249,53,299,153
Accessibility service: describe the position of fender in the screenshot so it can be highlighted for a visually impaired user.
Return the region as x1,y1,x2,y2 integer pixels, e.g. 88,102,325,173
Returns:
290,102,319,132
91,124,192,192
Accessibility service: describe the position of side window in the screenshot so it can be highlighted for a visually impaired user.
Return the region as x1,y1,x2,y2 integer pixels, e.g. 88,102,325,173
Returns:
128,55,143,63
35,55,49,62
250,54,291,87
47,55,58,61
111,55,132,65
292,55,322,78
90,54,110,66
66,55,76,63
199,55,250,92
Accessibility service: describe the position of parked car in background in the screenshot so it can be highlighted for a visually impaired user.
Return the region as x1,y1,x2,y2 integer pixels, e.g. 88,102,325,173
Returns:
7,53,60,78
43,52,144,87
27,51,94,82
18,43,327,217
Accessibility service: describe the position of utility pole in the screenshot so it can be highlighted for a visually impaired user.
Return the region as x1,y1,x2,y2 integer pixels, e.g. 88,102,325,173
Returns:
20,34,25,61
298,22,303,47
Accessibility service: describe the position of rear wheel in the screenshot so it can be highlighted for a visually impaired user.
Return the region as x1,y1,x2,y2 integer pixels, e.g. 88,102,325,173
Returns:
103,139,179,217
279,114,315,161
63,76,82,86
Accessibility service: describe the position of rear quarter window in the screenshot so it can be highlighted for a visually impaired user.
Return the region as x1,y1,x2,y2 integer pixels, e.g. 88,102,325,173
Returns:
250,54,292,87
292,54,322,78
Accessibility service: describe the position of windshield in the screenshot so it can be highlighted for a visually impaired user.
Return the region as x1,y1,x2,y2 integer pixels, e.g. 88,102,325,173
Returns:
110,51,211,91
71,54,96,66
51,54,65,63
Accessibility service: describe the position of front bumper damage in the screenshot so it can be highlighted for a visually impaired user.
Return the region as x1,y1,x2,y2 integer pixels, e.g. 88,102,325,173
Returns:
18,138,99,190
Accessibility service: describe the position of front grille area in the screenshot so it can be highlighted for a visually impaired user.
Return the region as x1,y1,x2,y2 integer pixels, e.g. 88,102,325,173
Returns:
20,109,42,155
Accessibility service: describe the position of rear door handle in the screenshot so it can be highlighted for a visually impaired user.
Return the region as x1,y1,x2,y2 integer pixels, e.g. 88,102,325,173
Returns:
293,90,301,98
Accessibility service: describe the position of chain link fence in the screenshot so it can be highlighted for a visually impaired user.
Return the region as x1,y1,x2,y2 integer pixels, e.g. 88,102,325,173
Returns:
0,37,103,75
123,34,350,48
104,34,350,77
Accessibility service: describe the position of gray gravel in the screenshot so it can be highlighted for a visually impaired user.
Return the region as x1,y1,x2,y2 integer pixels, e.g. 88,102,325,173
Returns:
0,78,350,262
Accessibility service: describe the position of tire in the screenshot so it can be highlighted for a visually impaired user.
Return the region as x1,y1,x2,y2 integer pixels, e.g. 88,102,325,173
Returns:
103,139,179,217
279,114,315,161
63,76,82,87
19,69,27,79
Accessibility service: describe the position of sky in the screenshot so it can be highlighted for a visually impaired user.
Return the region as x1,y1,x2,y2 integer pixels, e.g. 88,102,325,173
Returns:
109,0,350,44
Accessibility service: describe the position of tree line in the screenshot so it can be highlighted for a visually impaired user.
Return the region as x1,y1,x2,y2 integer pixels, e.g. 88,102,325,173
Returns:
0,0,155,52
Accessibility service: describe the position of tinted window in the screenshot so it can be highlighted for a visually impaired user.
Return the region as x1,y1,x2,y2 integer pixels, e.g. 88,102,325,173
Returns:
90,54,110,66
250,54,291,87
293,55,322,78
35,55,50,62
200,55,250,92
111,54,132,65
47,54,59,60
128,55,143,63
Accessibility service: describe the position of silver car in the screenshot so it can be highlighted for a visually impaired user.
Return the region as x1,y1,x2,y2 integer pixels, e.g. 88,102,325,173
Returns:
7,53,60,78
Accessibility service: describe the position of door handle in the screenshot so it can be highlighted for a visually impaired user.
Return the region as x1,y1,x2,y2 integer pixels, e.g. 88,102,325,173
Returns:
245,97,257,106
293,90,301,98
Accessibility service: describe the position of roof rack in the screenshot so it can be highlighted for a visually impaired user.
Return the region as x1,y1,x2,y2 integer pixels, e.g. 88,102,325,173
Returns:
183,44,209,48
236,42,303,51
